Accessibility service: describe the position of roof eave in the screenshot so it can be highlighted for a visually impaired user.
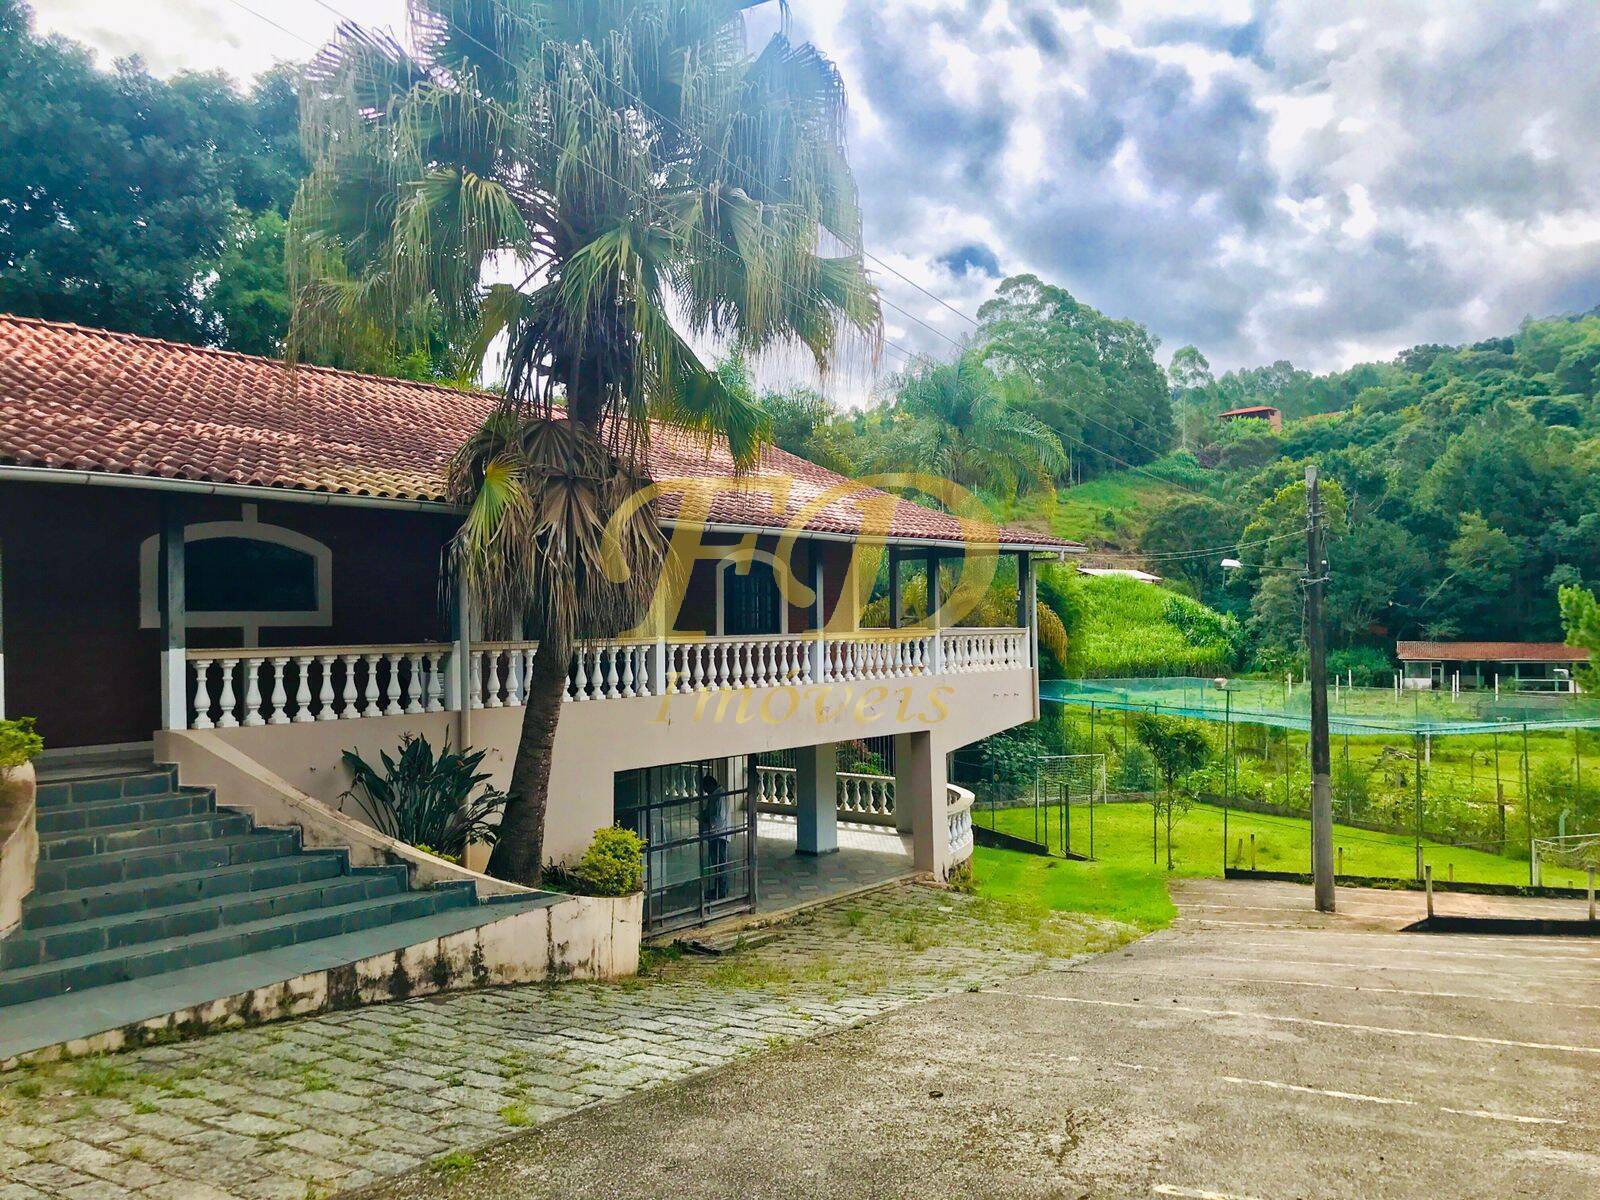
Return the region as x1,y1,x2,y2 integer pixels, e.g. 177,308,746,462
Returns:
0,463,1084,554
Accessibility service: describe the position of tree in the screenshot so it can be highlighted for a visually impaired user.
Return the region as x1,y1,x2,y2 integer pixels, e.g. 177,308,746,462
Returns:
290,0,878,885
1558,585,1600,693
976,274,1174,476
0,3,305,346
1132,714,1209,869
1141,495,1238,605
870,354,1066,496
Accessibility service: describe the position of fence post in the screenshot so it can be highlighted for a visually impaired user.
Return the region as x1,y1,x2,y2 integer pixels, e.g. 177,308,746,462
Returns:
1413,731,1424,881
1249,832,1256,872
1588,867,1595,922
1523,722,1533,888
1425,864,1434,918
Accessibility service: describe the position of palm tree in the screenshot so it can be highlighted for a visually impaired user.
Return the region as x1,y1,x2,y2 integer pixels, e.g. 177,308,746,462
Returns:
871,355,1067,496
288,0,879,884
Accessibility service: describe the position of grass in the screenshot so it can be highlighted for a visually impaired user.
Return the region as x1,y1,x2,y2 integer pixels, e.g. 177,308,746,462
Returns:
1066,577,1235,677
995,471,1182,549
499,1102,534,1127
970,797,1589,929
428,1150,476,1179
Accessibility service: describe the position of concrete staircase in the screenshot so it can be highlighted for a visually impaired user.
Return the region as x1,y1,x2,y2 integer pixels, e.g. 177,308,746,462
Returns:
0,763,476,1011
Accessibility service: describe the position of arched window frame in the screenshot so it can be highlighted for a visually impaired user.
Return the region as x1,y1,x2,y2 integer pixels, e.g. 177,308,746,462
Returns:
139,506,332,644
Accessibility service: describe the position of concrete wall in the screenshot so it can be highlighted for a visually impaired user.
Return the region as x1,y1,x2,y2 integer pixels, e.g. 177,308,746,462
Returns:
0,761,37,937
153,729,529,900
6,890,642,1069
185,667,1037,866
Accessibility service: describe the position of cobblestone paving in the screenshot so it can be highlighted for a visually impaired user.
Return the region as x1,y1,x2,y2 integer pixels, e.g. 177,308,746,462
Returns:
0,884,1133,1200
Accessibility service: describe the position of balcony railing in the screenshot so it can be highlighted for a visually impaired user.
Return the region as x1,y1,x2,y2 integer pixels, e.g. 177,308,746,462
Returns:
946,783,975,863
183,627,1028,731
754,764,896,825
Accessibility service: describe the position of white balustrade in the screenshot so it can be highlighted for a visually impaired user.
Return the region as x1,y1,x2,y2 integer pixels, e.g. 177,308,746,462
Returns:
939,628,1025,673
946,782,975,863
753,765,896,822
184,627,1029,728
186,647,453,729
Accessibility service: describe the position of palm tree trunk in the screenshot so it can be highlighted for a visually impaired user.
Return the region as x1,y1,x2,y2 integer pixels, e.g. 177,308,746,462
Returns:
486,635,571,885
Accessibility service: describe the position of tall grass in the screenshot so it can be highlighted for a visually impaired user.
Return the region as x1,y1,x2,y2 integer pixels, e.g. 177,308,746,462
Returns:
1066,576,1238,678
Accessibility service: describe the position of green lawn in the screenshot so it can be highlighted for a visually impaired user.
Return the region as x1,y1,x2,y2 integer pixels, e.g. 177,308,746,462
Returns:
970,799,1587,932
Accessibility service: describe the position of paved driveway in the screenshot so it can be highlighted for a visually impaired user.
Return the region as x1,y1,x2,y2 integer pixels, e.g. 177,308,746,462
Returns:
0,885,1127,1200
361,878,1599,1200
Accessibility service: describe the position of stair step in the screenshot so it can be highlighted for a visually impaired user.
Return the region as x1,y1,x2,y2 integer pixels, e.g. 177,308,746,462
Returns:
34,768,179,808
21,854,373,929
0,888,475,1007
0,874,404,969
35,789,213,835
37,812,250,862
32,831,300,895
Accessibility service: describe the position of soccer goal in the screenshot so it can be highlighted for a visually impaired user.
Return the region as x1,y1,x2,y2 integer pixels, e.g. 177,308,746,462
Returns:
1530,833,1600,887
1031,754,1107,859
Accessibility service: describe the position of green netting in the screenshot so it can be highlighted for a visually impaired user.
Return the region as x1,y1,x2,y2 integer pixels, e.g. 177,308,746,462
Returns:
1042,676,1600,736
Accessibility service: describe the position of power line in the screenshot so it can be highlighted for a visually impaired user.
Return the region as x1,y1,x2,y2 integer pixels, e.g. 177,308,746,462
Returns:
221,0,1201,496
305,0,1185,467
224,0,941,379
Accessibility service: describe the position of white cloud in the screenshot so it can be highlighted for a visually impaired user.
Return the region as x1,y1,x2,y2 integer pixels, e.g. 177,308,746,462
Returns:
34,0,1600,380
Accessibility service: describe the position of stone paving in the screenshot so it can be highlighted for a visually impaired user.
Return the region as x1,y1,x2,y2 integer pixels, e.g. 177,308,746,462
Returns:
0,884,1134,1200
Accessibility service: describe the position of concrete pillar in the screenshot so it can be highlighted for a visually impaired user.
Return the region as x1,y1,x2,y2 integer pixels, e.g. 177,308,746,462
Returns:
888,547,902,629
157,499,187,731
894,730,951,878
794,741,839,856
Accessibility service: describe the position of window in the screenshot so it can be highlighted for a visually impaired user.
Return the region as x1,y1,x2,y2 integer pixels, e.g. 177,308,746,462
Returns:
139,507,332,641
186,538,318,614
716,552,788,636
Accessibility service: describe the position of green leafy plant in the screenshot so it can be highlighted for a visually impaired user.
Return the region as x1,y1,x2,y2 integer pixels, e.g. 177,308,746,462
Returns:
0,717,43,779
339,735,506,860
564,828,645,898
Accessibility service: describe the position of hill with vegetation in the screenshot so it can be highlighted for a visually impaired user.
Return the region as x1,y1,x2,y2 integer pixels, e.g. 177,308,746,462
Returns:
1062,576,1237,678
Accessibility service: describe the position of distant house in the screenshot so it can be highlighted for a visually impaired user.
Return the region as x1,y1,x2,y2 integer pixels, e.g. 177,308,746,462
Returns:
1396,641,1589,692
1078,567,1165,585
1217,404,1283,432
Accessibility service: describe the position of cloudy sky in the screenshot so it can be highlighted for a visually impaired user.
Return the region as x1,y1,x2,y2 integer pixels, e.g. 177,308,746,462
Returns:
34,0,1600,380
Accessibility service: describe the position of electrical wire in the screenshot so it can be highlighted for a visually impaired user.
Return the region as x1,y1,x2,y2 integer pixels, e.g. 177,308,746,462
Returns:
298,0,1191,470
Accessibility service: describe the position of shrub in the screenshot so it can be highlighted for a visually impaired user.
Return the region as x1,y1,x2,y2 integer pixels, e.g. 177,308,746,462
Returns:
1112,743,1155,793
0,717,43,780
568,827,645,897
1326,646,1393,687
339,734,506,859
973,727,1044,805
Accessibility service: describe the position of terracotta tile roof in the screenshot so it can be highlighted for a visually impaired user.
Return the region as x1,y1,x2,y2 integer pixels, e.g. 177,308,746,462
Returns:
0,315,1077,551
1396,641,1589,663
1217,405,1280,417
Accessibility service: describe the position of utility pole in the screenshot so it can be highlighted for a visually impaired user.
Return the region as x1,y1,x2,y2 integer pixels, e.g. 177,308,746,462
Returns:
1304,464,1336,912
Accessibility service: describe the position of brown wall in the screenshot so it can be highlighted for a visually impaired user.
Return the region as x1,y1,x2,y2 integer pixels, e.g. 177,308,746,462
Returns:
0,481,455,749
0,476,924,749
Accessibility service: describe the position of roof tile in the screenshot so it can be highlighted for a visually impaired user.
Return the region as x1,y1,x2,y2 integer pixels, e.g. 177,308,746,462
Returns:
0,315,1076,550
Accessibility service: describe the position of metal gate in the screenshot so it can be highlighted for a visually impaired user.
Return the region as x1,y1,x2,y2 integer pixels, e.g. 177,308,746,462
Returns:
614,760,757,933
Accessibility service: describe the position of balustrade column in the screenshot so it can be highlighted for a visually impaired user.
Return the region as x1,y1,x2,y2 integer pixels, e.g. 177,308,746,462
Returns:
190,661,214,730
316,656,338,720
292,657,315,723
242,658,266,727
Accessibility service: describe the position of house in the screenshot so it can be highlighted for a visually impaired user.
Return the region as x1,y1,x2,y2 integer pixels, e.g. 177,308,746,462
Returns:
0,316,1076,1055
1396,641,1589,692
1077,566,1165,584
1217,404,1283,432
